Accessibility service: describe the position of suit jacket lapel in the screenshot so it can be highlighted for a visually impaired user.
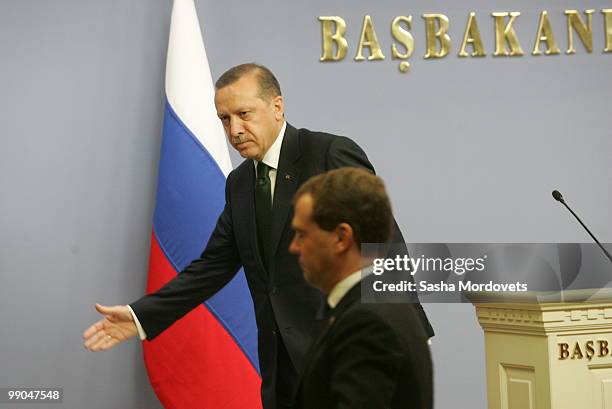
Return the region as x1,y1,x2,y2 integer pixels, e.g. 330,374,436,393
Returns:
295,283,362,401
311,284,361,349
269,124,301,268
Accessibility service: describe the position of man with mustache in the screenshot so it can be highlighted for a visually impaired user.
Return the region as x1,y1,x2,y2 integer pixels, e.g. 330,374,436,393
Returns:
83,63,433,409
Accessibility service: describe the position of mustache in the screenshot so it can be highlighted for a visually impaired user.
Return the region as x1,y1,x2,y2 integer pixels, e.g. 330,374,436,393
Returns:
230,134,248,145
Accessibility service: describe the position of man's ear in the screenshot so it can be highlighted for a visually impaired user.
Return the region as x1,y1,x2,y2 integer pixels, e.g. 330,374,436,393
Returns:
272,95,284,120
335,223,355,252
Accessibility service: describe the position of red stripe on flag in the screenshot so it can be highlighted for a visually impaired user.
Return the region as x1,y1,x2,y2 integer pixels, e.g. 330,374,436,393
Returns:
143,231,262,409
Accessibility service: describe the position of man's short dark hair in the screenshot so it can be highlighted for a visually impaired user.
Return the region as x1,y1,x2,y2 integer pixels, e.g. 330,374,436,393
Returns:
215,63,282,101
294,167,393,246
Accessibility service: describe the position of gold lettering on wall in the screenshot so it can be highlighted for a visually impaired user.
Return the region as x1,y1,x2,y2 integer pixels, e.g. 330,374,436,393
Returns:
586,340,595,361
491,12,524,56
391,16,414,72
423,14,451,59
355,15,385,61
459,12,486,57
601,9,612,52
317,10,612,72
599,340,609,357
558,340,611,360
565,10,594,54
533,11,560,55
571,342,584,359
319,16,348,61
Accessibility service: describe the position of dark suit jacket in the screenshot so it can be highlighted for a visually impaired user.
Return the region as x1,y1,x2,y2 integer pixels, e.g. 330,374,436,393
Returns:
293,282,434,409
130,124,433,409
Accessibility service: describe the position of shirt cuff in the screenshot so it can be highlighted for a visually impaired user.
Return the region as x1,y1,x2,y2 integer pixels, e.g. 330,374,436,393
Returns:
127,305,147,341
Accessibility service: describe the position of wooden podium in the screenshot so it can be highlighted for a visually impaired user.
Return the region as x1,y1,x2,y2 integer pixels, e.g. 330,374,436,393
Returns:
470,289,612,409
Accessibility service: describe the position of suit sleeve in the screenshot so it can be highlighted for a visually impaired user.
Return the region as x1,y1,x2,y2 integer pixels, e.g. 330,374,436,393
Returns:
130,177,242,340
326,135,435,337
327,310,406,409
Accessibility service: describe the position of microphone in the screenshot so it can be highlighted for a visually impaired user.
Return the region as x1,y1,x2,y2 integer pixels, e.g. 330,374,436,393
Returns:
552,190,612,263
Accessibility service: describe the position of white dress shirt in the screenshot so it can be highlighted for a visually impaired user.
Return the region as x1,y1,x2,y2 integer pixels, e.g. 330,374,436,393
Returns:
254,121,286,201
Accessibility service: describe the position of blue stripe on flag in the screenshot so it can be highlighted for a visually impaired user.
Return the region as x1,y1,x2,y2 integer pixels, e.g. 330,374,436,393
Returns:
153,100,260,373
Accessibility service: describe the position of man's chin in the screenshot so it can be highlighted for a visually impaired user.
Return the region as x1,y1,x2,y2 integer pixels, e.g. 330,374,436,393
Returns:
238,149,255,159
302,270,317,288
237,146,260,160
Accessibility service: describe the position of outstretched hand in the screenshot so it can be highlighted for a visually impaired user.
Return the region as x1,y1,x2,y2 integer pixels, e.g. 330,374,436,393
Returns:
83,304,138,351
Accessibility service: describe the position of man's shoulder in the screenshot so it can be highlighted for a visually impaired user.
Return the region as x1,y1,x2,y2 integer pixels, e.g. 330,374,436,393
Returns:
343,302,425,334
327,303,407,350
290,125,373,172
292,126,366,164
294,126,354,149
295,126,342,141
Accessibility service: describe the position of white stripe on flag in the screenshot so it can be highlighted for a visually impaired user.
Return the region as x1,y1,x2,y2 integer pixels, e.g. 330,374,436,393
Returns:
165,0,232,177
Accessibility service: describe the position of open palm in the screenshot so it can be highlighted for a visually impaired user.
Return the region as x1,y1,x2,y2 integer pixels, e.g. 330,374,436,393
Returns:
83,304,138,351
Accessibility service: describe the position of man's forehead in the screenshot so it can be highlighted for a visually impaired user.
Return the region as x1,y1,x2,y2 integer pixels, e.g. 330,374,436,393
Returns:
215,87,264,111
295,194,314,217
216,74,259,96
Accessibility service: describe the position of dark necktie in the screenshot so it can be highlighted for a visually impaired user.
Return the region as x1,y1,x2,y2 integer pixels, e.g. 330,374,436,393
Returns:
255,161,272,268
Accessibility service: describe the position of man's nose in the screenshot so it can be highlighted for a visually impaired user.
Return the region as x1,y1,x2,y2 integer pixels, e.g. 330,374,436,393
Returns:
289,236,299,255
229,118,245,137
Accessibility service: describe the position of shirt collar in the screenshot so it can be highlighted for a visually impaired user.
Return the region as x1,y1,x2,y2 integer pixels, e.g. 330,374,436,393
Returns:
253,121,286,171
327,269,362,309
327,265,375,308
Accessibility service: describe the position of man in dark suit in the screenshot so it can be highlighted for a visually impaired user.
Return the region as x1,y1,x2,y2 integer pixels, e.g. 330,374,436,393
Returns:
83,63,433,409
290,167,433,409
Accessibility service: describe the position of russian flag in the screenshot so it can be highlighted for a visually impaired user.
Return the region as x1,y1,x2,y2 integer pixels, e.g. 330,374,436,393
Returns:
143,1,262,408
